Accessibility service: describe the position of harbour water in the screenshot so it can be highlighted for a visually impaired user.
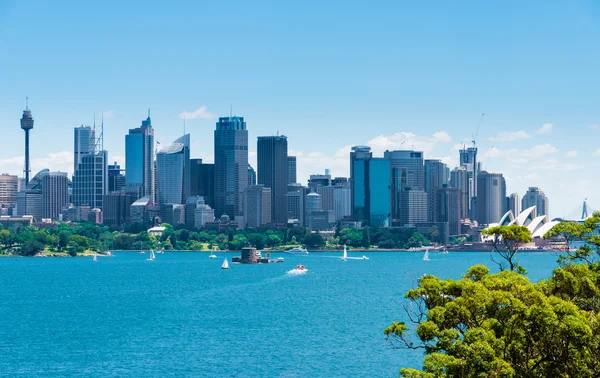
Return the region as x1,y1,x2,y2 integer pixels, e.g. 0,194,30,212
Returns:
0,251,561,377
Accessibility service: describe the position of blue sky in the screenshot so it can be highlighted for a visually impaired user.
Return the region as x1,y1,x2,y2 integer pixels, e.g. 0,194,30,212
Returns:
0,0,599,218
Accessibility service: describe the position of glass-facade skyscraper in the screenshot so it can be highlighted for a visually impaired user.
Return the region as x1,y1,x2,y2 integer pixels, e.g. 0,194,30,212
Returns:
350,146,390,227
190,158,215,209
74,126,95,172
156,134,190,205
214,116,248,221
476,171,506,226
424,159,449,222
257,135,288,225
126,114,155,201
72,150,108,210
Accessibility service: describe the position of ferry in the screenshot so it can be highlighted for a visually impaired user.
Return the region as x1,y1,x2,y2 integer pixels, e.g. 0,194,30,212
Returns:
285,247,309,254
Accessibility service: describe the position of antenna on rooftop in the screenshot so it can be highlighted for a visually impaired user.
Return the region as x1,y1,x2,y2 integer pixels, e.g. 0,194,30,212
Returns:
26,96,29,110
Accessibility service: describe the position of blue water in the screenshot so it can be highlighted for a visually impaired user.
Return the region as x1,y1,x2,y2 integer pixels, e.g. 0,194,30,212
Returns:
0,251,561,377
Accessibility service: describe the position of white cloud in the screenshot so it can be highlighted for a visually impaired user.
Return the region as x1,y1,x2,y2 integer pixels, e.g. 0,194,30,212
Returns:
488,130,531,142
0,151,74,177
519,144,558,157
179,106,216,120
594,149,600,156
565,150,577,158
101,110,115,119
536,123,553,135
432,131,452,143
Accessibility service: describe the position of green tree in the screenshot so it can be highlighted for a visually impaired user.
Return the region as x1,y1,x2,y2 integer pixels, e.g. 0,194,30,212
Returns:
21,240,44,256
385,264,600,378
248,233,267,249
304,232,325,248
362,227,371,249
482,224,532,272
0,229,11,247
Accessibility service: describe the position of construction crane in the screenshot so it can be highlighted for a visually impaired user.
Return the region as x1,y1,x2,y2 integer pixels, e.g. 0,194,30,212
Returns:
471,113,485,148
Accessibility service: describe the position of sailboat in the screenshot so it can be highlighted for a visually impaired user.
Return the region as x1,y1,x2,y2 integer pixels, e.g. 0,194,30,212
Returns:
221,258,229,270
209,246,218,259
342,245,348,261
93,252,97,262
423,249,430,261
147,250,156,261
442,249,449,255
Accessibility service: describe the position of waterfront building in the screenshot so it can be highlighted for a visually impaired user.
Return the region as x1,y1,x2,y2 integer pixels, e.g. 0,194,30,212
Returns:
214,116,248,223
42,172,69,220
435,186,462,237
103,191,135,226
424,159,449,222
476,171,506,226
244,185,271,228
305,192,323,229
125,113,155,201
156,134,190,206
287,184,307,226
190,159,214,209
257,136,288,225
398,189,427,226
522,187,549,221
0,174,19,209
287,156,297,184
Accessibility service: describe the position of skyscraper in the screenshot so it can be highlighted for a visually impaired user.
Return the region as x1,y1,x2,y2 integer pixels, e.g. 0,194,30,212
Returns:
287,184,307,226
248,164,256,186
15,169,46,220
287,156,297,184
450,166,469,220
42,172,69,220
74,126,95,172
522,187,549,220
126,113,155,201
424,159,449,222
350,146,391,227
398,189,427,226
190,159,215,209
214,116,248,222
0,174,18,209
257,135,288,225
333,182,352,221
507,193,520,217
244,185,271,228
20,99,34,184
156,134,190,205
72,150,108,210
108,162,126,193
384,149,424,224
435,187,462,236
476,171,506,225
459,146,478,215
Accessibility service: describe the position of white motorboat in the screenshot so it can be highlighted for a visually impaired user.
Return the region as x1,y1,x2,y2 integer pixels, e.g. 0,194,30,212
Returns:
284,247,308,254
360,255,369,260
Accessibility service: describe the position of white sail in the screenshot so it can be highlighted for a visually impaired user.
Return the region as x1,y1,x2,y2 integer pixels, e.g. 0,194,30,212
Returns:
342,245,347,260
423,249,430,261
221,258,229,269
93,252,97,262
151,250,155,260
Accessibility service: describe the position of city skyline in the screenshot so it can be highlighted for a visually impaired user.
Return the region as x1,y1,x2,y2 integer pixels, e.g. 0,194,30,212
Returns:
1,2,599,218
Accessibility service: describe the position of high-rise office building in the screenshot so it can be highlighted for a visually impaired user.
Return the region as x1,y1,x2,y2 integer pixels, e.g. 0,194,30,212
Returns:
333,182,352,221
398,189,427,226
156,134,190,205
15,169,46,220
450,166,469,220
42,172,68,220
287,184,307,226
214,116,248,222
126,113,155,201
384,150,424,223
257,135,288,225
507,193,520,217
0,174,18,209
459,146,478,215
190,159,215,209
287,156,297,184
248,164,256,186
72,150,108,210
102,191,134,226
424,159,449,222
20,99,34,184
522,187,549,220
435,187,462,236
351,146,391,227
74,126,95,172
244,185,271,228
108,162,126,193
476,171,506,225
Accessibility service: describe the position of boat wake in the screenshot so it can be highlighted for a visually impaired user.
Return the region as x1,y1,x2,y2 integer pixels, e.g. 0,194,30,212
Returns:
287,269,308,275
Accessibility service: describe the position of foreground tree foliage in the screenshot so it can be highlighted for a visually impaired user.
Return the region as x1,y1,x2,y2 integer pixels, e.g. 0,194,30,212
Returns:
482,224,532,273
387,212,600,377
